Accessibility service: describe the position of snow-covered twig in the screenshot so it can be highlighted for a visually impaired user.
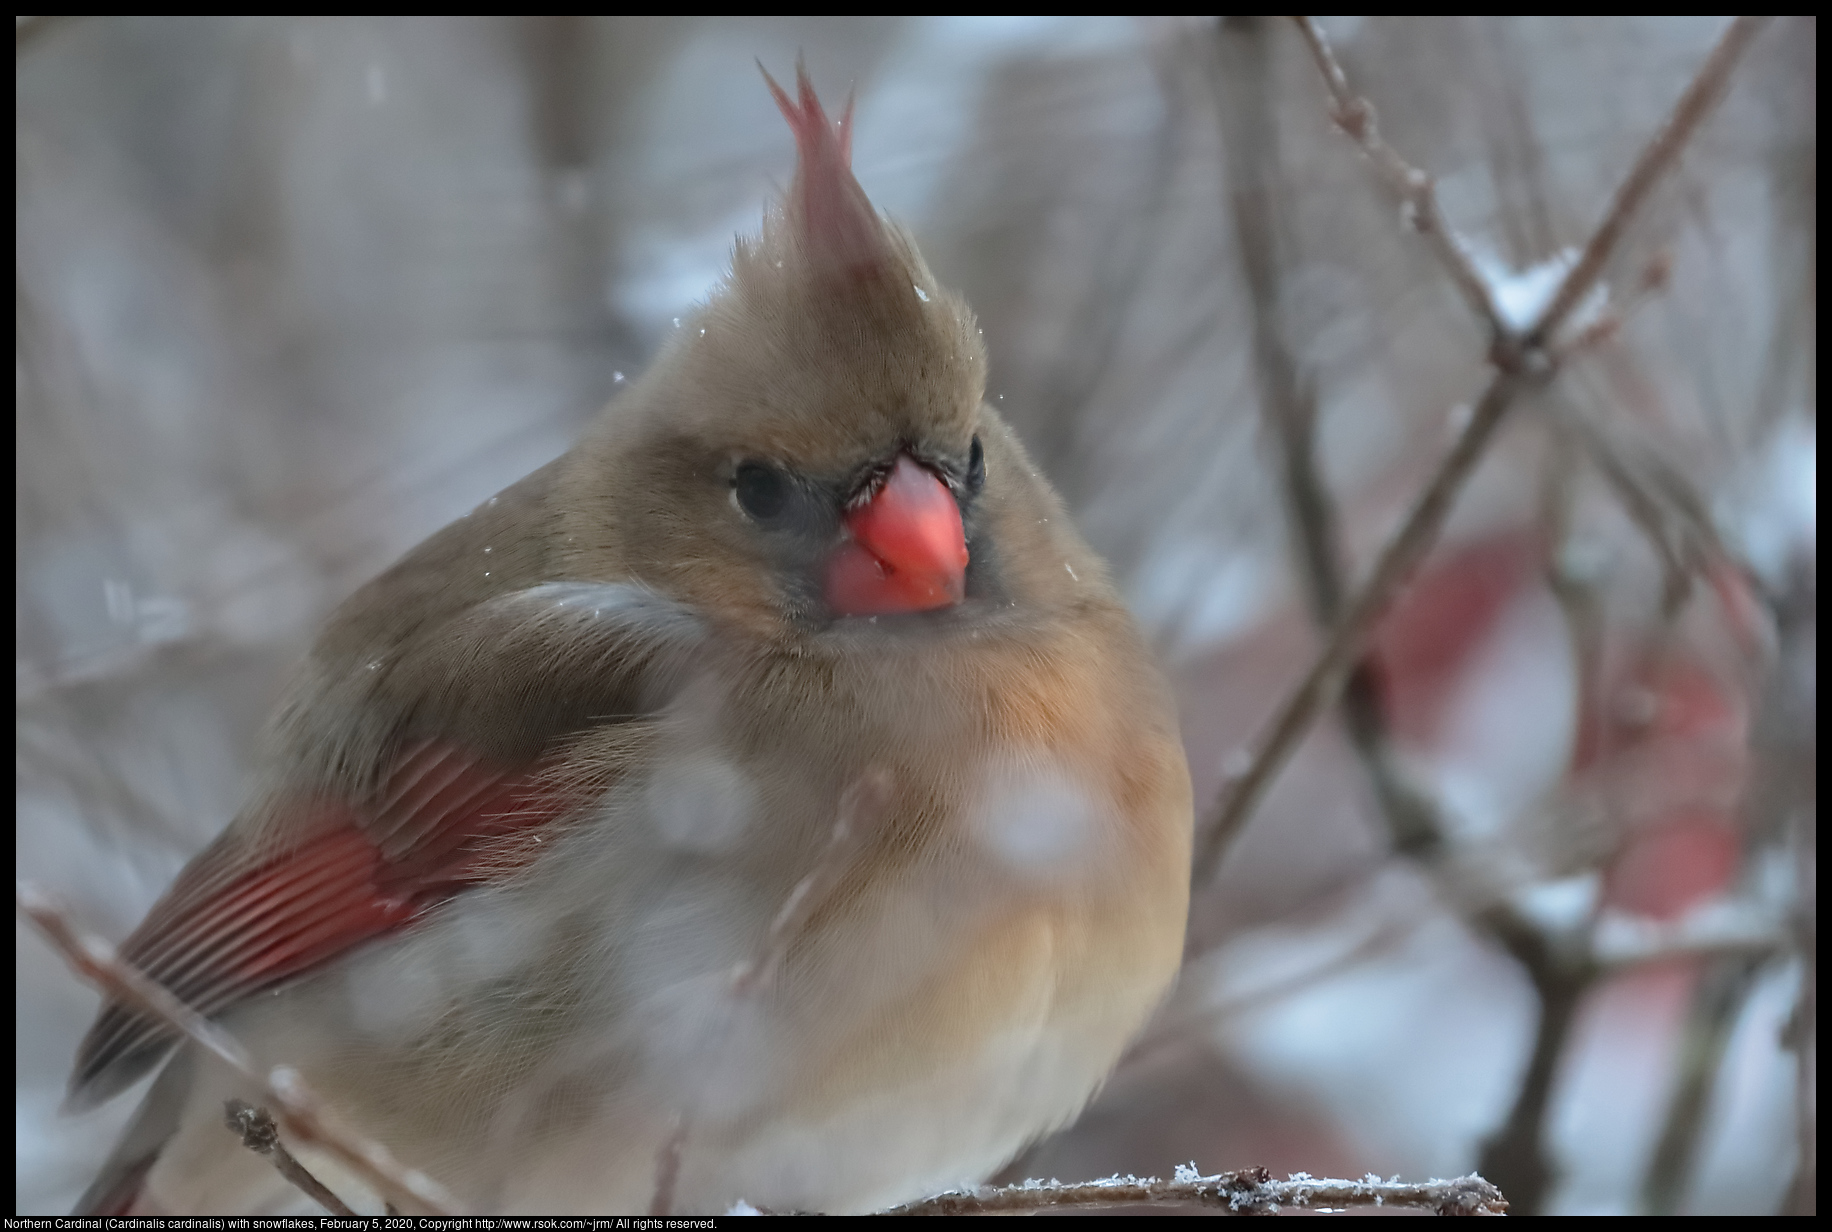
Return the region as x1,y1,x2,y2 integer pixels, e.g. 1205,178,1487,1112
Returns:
880,1168,1507,1216
16,883,458,1217
1592,904,1787,974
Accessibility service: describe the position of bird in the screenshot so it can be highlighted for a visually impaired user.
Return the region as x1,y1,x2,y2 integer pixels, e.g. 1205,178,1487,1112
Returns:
68,65,1192,1216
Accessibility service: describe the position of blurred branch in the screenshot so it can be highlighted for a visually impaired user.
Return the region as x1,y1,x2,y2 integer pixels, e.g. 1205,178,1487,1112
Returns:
1547,394,1699,617
1218,14,1451,858
1785,810,1818,1215
1592,913,1787,974
881,1168,1507,1216
16,883,459,1217
1635,563,1814,1216
1288,16,1507,340
1526,16,1771,349
1785,904,1817,1215
1192,363,1528,886
1541,428,1609,790
1193,16,1774,1213
1469,908,1593,1213
1641,954,1770,1214
224,1100,359,1218
1194,9,1770,901
1763,572,1815,1214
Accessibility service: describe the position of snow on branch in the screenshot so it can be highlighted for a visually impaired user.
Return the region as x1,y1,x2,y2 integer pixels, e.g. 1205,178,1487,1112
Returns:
879,1168,1507,1216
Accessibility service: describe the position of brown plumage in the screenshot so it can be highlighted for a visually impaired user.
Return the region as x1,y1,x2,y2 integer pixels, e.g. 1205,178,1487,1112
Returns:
71,67,1191,1216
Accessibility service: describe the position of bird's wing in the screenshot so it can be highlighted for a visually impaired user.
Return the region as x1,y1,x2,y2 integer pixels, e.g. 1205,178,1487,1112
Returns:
68,582,707,1108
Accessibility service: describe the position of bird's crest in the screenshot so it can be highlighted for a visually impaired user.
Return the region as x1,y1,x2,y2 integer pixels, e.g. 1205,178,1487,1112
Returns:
761,61,892,281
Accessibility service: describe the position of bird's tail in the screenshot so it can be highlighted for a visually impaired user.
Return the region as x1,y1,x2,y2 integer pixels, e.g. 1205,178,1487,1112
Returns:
70,1048,193,1215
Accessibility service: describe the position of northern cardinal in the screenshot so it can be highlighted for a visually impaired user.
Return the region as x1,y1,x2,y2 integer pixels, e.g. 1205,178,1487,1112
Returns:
69,68,1191,1216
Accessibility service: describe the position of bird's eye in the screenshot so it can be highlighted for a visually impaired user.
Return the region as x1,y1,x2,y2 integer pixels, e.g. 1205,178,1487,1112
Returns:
734,461,790,521
966,436,985,494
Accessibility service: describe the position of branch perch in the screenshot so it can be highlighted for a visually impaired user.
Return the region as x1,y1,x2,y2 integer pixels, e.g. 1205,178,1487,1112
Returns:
17,883,458,1216
881,1169,1507,1216
224,1100,359,1217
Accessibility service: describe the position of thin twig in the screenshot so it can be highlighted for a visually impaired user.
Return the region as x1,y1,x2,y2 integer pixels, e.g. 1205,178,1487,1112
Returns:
1192,365,1526,885
1640,954,1771,1214
1592,920,1786,974
1528,16,1770,347
17,883,458,1217
1194,13,1769,889
1548,396,1697,616
224,1100,358,1217
1289,16,1507,339
1221,13,1450,859
881,1169,1507,1216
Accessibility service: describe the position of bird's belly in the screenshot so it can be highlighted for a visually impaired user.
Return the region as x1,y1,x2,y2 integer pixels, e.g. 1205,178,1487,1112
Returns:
151,712,1186,1215
496,903,1155,1215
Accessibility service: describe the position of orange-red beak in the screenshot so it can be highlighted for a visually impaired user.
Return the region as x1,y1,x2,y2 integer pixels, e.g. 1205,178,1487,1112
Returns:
825,455,969,616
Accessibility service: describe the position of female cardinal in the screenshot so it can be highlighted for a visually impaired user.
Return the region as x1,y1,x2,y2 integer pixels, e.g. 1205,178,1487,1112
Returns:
69,68,1191,1216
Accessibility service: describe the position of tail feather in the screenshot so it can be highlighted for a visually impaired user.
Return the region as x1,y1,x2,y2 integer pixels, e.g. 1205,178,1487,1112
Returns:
71,1048,193,1216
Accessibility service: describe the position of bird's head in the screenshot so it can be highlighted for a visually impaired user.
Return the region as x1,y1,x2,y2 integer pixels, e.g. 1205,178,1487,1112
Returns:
567,66,1083,640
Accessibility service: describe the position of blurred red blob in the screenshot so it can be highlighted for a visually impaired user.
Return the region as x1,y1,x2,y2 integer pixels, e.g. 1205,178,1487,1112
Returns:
1369,530,1748,920
1369,533,1542,747
1603,811,1742,920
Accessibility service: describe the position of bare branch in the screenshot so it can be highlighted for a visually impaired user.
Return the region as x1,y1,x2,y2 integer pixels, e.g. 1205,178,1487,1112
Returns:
16,883,458,1217
1548,397,1698,616
1593,919,1786,974
1529,16,1770,346
1222,13,1453,860
1193,364,1528,885
1195,14,1769,889
1641,955,1771,1214
224,1100,358,1217
881,1169,1507,1216
1289,16,1507,339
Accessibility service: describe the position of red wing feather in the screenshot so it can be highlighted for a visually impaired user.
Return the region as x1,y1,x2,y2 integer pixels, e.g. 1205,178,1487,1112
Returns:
70,741,575,1106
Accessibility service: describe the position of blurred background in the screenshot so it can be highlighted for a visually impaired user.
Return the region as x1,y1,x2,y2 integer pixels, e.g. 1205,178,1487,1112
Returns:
16,16,1814,1216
